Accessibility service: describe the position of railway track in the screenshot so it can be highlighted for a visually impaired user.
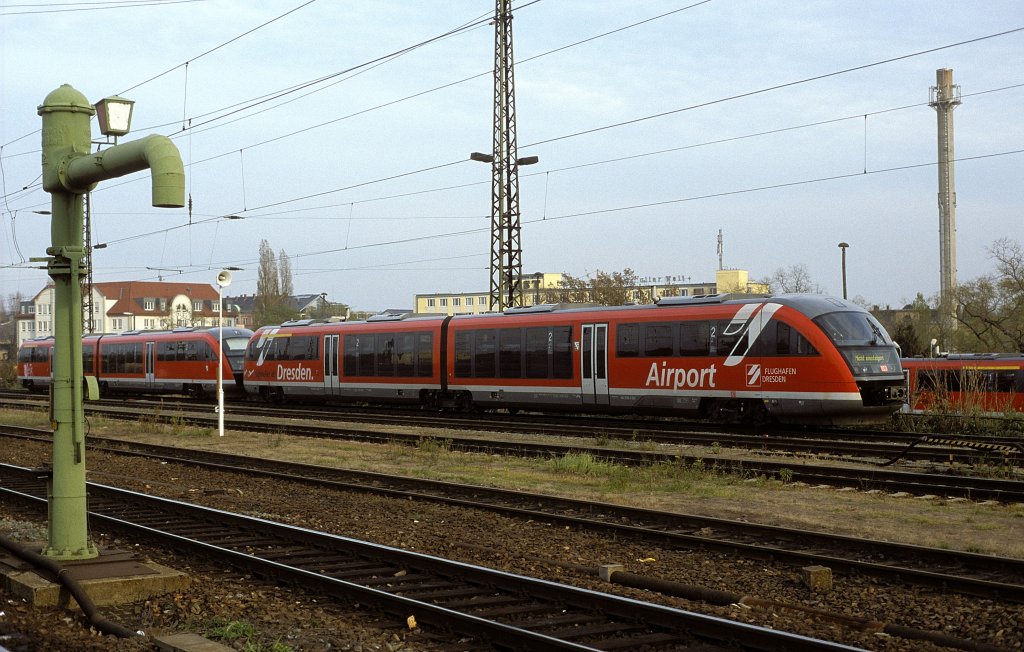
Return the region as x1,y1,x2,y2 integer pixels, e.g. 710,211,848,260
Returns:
2,425,1021,604
2,397,1023,502
4,390,1022,466
0,462,860,652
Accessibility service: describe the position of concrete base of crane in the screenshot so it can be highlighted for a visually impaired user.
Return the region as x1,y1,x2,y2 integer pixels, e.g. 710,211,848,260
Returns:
0,543,191,608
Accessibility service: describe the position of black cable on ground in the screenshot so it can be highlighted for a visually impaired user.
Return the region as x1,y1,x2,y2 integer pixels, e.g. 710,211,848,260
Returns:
0,535,141,639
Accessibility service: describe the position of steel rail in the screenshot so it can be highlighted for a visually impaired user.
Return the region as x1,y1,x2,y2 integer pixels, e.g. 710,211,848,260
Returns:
64,404,1024,502
0,463,860,652
2,426,1022,602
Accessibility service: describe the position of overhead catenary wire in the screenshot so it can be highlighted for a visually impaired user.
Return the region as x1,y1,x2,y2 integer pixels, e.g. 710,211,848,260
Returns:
8,148,1018,279
4,81,1021,253
0,0,207,16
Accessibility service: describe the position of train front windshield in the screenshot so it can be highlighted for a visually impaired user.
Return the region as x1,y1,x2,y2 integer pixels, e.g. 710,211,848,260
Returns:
812,311,902,377
223,336,250,372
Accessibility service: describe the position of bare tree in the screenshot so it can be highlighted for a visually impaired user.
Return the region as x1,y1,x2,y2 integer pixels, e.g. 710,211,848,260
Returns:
279,249,293,297
255,240,294,326
763,264,824,294
953,238,1024,352
554,269,651,305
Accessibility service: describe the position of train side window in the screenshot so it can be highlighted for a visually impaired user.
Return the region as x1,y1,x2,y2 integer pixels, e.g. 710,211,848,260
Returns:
792,329,818,356
454,331,472,377
642,323,674,357
158,342,174,362
552,325,573,379
395,333,416,377
715,320,741,357
356,334,376,376
343,335,359,376
82,345,94,373
917,369,940,392
768,322,817,356
297,336,318,361
499,328,522,378
944,370,961,392
993,371,1015,393
127,343,143,374
525,328,548,378
475,329,497,378
679,321,710,356
416,332,433,377
376,333,396,376
616,324,639,357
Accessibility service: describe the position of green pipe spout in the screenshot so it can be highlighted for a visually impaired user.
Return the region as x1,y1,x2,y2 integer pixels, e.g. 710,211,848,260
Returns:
64,134,185,207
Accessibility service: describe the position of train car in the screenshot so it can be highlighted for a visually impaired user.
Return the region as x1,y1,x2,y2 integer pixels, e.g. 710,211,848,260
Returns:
16,337,54,392
444,294,906,425
244,294,906,426
902,354,1024,414
17,327,253,398
88,327,254,397
243,315,445,404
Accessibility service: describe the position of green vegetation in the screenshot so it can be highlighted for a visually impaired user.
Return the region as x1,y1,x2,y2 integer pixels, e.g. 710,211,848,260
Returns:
207,619,293,652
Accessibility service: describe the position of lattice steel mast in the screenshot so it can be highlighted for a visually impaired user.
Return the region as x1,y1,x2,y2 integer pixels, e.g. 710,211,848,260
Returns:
487,0,534,311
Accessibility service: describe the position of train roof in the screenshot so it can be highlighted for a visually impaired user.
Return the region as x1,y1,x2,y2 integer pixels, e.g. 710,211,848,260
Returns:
903,353,1024,363
90,327,254,339
450,293,866,321
251,293,869,331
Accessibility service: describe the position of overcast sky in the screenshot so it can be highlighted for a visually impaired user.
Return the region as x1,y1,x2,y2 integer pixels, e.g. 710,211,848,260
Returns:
2,0,1021,312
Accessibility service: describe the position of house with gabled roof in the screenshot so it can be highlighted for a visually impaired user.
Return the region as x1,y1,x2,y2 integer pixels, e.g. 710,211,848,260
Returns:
15,280,239,347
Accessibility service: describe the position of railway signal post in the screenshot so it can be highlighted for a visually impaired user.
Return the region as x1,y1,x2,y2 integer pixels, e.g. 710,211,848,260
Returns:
36,84,185,560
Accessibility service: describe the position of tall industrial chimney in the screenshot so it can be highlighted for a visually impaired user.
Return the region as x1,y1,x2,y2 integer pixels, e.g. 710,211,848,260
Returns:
929,68,961,322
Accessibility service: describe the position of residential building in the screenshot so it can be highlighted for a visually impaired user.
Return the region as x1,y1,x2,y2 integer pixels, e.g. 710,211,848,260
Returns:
15,280,239,348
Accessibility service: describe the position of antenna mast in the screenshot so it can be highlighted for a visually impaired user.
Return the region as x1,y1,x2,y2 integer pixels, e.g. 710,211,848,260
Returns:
717,229,723,270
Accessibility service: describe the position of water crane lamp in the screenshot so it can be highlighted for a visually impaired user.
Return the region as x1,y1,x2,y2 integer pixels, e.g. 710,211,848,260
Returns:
94,96,135,137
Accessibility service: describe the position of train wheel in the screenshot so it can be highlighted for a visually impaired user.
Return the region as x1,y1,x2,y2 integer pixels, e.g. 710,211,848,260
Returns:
456,392,474,412
703,398,768,425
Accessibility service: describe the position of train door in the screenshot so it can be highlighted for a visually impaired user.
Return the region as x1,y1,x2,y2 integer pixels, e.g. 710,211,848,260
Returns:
145,342,156,388
323,334,339,395
581,324,609,406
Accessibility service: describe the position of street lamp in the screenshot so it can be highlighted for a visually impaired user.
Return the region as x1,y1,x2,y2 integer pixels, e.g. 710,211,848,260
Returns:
838,242,849,300
215,269,233,437
469,150,540,310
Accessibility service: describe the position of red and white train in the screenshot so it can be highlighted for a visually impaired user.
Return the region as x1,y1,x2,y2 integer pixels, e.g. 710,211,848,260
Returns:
17,326,253,397
244,294,908,425
902,354,1024,414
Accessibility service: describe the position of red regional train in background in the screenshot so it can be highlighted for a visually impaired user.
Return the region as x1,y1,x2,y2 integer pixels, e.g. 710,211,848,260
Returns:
902,354,1024,414
244,294,908,425
17,326,253,397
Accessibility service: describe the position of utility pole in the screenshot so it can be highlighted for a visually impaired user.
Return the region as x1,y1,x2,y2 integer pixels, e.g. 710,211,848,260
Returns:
929,68,960,334
83,193,94,333
472,0,537,312
37,84,184,560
